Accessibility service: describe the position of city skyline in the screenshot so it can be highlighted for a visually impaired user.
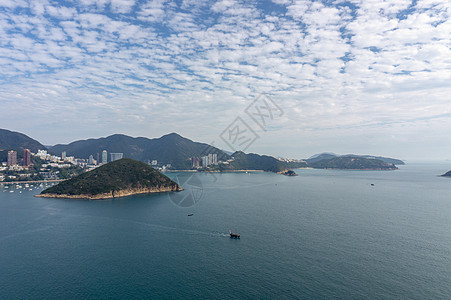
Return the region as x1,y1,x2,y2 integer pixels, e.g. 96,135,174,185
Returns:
0,1,450,161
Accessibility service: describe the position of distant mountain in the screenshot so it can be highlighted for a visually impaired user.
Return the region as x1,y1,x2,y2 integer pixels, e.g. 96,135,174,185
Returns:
38,158,182,200
306,152,405,166
0,129,47,162
49,133,227,169
309,156,398,170
441,170,451,177
218,151,297,173
306,153,338,164
0,129,46,153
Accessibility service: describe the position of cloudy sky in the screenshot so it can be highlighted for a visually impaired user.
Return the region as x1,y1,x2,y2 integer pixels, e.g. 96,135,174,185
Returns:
0,0,450,160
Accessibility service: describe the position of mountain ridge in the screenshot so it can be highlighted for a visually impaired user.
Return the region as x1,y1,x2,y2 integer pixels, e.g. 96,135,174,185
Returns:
49,132,227,169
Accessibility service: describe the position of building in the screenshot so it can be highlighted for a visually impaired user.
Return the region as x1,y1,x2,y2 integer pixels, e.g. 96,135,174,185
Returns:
201,156,208,167
192,157,200,168
7,150,17,166
62,151,66,160
88,155,96,165
151,160,157,166
110,153,123,162
212,153,218,165
23,149,31,167
102,150,108,163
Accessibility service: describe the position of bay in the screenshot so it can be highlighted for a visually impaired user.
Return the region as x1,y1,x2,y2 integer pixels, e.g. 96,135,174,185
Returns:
0,163,450,299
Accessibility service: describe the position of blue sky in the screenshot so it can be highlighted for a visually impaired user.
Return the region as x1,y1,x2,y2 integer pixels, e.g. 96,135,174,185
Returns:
0,0,450,160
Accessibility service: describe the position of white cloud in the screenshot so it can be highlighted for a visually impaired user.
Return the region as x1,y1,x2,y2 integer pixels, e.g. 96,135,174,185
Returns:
0,0,449,159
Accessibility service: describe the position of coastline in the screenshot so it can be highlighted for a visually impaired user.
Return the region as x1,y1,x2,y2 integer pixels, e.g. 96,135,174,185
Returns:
165,169,266,173
35,185,182,200
1,179,65,185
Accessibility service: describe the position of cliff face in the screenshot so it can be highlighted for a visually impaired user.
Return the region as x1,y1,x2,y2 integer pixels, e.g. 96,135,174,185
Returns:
37,185,182,200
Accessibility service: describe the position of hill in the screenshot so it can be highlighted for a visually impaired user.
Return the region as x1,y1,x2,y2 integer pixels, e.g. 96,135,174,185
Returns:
441,170,451,177
344,155,405,165
218,151,301,173
306,153,405,166
309,156,398,170
49,133,227,169
37,158,182,199
0,129,46,160
306,153,338,164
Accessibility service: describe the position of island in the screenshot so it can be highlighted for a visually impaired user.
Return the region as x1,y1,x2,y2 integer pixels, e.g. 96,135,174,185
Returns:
308,156,398,170
441,170,451,177
36,158,182,200
278,169,298,176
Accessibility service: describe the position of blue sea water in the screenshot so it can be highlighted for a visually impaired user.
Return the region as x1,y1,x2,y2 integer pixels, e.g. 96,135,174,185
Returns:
0,163,450,299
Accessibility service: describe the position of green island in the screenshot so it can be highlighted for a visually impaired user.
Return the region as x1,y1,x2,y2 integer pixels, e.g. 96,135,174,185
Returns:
309,156,398,170
37,158,182,200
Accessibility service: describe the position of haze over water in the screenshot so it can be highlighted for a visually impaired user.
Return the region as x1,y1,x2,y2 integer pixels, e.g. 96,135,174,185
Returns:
1,163,450,299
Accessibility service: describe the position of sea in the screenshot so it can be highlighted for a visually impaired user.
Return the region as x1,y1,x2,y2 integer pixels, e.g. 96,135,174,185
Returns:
0,163,450,299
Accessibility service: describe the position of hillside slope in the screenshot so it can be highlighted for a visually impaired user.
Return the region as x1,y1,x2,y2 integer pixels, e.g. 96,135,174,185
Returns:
38,158,182,199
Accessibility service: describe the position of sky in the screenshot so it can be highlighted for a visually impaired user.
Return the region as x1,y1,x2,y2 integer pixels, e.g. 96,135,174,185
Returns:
0,0,450,161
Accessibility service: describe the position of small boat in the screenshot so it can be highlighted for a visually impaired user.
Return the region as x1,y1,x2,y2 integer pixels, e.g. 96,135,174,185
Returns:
229,230,240,239
187,213,194,216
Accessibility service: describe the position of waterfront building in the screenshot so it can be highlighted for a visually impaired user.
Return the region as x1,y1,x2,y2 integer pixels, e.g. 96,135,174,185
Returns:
7,150,17,166
102,150,108,163
23,149,31,167
192,157,200,168
201,156,208,167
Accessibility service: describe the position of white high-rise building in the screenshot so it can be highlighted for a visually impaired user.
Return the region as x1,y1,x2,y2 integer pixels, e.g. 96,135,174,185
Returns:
201,156,208,167
102,150,108,163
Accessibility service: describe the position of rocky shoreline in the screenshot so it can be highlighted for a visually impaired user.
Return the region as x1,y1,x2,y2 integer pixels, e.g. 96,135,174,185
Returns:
36,185,182,200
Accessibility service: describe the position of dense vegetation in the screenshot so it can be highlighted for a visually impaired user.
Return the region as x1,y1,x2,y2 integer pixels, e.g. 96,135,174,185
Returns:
309,156,398,170
40,158,180,196
306,153,405,165
218,151,294,173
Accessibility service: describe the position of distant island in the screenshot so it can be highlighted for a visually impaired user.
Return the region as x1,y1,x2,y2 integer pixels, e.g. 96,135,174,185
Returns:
37,158,182,200
308,156,398,170
304,153,404,170
441,170,451,177
306,152,405,166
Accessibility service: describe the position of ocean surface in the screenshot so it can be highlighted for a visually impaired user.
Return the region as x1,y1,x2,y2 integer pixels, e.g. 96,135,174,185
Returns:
0,163,450,299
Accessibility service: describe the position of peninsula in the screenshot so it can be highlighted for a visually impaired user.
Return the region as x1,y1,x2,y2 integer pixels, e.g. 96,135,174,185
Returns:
37,158,182,200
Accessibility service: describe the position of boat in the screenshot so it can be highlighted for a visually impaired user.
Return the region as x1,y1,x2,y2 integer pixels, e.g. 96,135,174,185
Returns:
187,213,194,216
229,230,240,239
